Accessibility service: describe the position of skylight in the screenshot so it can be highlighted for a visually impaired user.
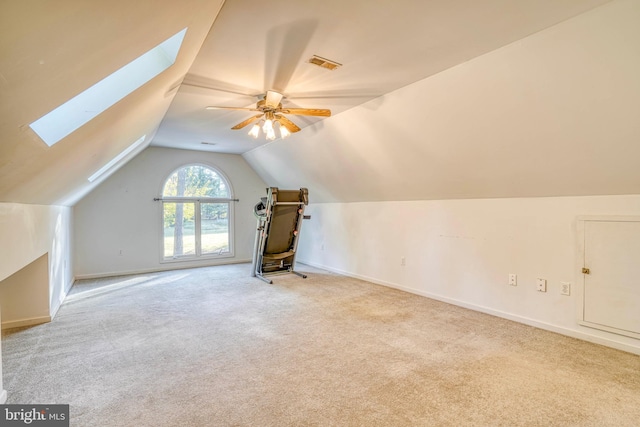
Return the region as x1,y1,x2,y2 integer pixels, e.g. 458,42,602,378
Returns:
30,28,187,147
88,135,147,182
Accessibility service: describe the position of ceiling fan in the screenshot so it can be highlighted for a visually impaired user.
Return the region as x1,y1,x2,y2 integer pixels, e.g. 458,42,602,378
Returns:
206,90,331,140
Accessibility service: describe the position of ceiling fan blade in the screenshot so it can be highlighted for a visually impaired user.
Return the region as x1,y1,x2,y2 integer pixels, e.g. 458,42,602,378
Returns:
264,20,318,95
276,115,301,133
206,106,261,111
231,114,264,130
279,108,331,117
265,91,284,108
181,75,262,98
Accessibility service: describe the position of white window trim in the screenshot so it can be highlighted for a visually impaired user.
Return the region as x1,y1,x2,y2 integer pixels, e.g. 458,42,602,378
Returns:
158,164,235,263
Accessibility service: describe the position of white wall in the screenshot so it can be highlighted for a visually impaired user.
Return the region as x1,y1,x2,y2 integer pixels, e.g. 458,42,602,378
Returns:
0,202,74,325
0,255,50,328
297,195,640,354
74,147,267,278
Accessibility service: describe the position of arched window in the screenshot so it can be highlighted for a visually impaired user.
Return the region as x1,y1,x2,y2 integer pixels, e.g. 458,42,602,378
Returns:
161,164,234,260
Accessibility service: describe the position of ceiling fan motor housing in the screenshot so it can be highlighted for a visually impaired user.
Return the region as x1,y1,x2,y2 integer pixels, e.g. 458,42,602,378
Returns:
256,99,282,111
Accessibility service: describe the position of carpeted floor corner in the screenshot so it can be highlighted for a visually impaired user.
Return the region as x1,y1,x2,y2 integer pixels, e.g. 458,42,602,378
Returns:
2,263,640,426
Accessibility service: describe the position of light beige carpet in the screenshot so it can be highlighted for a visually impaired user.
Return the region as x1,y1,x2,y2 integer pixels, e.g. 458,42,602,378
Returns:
2,263,639,426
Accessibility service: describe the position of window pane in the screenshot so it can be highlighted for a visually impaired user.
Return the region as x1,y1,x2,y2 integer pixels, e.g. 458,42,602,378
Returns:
163,202,196,258
201,203,229,255
162,165,229,198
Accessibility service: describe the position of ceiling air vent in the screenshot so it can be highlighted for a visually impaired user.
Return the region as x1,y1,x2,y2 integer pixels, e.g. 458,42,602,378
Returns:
308,55,342,71
201,141,217,146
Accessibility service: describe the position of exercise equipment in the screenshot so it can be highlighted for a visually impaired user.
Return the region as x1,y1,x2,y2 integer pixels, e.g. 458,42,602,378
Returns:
251,187,309,284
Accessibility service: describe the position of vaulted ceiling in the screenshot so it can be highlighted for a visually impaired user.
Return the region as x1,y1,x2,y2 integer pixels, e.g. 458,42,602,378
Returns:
4,0,639,206
153,0,612,154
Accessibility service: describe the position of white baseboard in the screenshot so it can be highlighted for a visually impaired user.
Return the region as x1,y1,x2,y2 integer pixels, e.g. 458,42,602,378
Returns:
74,259,252,280
0,389,7,404
300,260,640,356
1,315,51,330
50,300,62,321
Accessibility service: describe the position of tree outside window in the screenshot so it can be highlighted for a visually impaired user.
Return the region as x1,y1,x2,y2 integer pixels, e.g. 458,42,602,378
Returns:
161,165,233,260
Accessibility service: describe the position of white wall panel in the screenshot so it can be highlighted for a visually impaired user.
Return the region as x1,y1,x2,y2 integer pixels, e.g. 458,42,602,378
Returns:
0,202,73,315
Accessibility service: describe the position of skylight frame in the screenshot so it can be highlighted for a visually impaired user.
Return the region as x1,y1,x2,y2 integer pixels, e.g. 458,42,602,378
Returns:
30,28,187,147
88,135,147,182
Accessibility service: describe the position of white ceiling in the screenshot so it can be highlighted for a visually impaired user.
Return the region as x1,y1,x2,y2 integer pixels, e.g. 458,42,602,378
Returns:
152,0,611,154
0,0,625,205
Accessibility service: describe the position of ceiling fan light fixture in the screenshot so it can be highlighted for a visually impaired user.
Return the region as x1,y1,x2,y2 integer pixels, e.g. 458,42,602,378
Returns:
262,118,273,133
209,90,329,140
265,128,276,141
279,123,291,139
248,123,260,139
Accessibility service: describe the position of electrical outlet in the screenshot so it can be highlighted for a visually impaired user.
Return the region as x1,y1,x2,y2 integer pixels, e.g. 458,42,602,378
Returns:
509,274,517,286
536,278,547,292
400,257,406,266
560,282,571,296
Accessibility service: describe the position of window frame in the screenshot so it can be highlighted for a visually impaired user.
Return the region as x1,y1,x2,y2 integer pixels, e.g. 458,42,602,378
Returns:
158,163,235,263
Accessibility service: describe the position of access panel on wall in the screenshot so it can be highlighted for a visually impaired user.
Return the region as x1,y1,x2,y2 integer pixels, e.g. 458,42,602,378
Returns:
579,217,640,339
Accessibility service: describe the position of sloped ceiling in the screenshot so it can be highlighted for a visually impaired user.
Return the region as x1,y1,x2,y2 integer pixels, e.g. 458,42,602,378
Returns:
0,0,224,206
153,0,611,154
1,0,628,206
244,0,640,202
